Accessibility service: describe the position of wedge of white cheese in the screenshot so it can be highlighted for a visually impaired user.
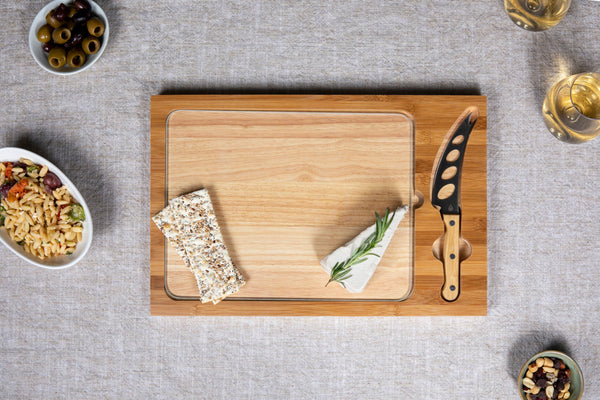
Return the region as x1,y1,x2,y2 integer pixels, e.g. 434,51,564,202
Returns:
321,205,408,293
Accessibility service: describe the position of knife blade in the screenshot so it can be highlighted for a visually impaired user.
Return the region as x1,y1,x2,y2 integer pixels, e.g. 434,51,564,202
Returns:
430,106,478,302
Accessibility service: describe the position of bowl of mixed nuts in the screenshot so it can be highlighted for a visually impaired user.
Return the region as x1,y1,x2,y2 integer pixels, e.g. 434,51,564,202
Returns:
518,350,583,400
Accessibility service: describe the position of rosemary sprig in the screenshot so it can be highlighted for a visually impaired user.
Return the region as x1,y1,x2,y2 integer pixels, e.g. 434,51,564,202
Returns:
326,208,395,288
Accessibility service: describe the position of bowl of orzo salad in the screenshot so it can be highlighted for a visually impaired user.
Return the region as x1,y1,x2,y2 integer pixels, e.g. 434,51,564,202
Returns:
0,147,92,269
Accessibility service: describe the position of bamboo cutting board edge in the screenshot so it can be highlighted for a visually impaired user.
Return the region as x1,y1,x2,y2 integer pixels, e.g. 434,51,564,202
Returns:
150,94,487,316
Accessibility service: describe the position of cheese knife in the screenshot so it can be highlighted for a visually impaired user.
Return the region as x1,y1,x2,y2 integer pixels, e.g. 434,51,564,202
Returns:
430,106,478,302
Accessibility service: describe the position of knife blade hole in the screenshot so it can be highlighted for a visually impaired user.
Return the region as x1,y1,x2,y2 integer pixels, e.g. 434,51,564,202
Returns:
441,166,457,180
452,135,465,145
446,149,461,163
436,183,455,200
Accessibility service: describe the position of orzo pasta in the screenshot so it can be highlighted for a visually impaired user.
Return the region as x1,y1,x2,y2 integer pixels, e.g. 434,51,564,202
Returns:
0,158,85,260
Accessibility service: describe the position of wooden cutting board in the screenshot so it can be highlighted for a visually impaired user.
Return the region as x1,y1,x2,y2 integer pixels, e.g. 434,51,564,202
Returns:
150,95,487,316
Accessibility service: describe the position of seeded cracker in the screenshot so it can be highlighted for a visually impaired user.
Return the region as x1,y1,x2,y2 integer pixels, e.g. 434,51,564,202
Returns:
152,189,245,303
152,205,215,299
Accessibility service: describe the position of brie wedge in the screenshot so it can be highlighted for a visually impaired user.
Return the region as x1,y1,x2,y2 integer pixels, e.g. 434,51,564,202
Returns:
321,205,408,293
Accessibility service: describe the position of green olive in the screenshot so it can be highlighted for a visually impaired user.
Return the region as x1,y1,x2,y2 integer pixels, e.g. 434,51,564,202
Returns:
52,26,71,44
86,17,105,37
48,47,66,68
64,19,76,31
45,11,62,29
36,24,53,43
67,5,77,18
81,36,100,55
66,47,86,68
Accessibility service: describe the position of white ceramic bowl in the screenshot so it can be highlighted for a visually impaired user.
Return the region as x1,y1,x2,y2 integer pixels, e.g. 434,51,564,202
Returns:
28,0,109,75
0,147,93,269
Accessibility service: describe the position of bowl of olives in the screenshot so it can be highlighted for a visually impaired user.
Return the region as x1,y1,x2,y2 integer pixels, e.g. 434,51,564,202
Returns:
28,0,109,75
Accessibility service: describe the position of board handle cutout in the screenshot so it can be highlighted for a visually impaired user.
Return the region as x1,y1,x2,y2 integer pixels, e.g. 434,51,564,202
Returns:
432,234,472,262
413,190,424,209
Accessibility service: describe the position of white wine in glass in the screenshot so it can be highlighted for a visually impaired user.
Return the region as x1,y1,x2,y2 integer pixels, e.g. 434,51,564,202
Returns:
504,0,571,31
543,73,600,144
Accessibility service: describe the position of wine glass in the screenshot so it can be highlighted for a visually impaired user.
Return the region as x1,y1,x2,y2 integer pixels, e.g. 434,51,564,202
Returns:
543,72,600,144
504,0,571,31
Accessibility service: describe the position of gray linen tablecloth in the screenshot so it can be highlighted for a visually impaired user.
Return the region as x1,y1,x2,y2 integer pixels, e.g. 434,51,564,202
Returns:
2,1,600,399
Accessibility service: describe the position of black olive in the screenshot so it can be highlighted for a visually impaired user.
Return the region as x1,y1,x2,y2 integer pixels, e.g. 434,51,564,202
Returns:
67,5,77,18
13,162,28,169
45,11,62,28
75,0,91,10
72,9,91,24
65,27,85,48
43,172,62,191
0,183,13,199
53,3,69,22
41,42,54,52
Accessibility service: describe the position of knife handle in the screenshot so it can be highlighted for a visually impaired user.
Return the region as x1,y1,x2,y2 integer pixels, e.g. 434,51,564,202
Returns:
441,214,461,302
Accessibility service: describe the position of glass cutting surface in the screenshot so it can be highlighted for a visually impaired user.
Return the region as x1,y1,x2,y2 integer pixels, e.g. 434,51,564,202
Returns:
164,110,414,301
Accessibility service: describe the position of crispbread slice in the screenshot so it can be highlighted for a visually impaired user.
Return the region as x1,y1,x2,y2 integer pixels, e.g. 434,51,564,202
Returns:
153,189,245,304
168,190,245,303
152,205,190,263
152,205,215,298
